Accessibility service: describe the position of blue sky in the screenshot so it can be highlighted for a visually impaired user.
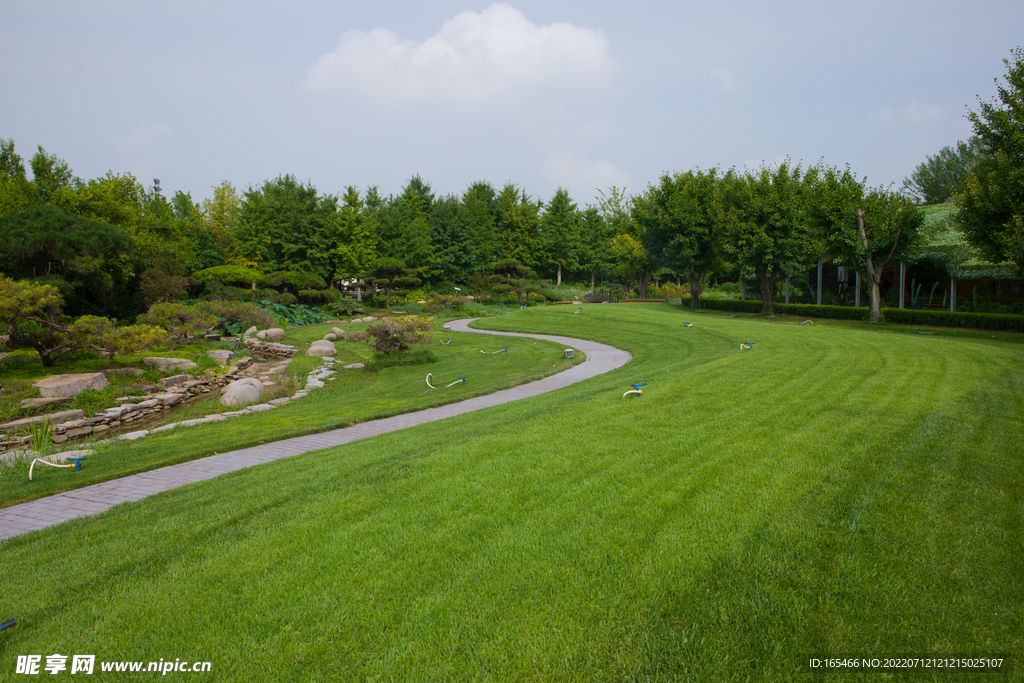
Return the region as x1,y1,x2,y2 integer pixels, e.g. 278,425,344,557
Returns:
2,0,1021,207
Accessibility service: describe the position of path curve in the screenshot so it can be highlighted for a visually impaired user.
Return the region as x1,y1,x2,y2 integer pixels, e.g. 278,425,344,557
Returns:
0,319,630,541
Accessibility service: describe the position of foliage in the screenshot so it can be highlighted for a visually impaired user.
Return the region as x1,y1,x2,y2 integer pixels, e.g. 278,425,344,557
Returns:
267,270,327,292
610,233,652,299
634,168,722,310
139,268,189,305
811,166,925,322
237,175,340,281
902,137,988,204
0,205,135,316
362,316,433,355
192,301,277,335
327,297,364,317
540,188,582,286
192,265,266,287
138,303,217,344
253,300,330,327
363,258,421,308
958,47,1024,277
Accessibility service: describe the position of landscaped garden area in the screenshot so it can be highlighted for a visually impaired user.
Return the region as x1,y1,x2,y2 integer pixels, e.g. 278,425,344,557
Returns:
2,303,1021,680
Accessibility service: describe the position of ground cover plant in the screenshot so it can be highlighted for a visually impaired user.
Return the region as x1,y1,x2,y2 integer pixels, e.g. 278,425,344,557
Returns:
1,304,1021,680
0,317,579,505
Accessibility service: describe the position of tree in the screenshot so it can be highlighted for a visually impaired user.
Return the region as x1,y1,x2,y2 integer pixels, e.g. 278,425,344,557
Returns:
0,277,164,366
813,166,924,322
958,47,1024,277
540,188,582,286
494,183,541,267
238,175,340,282
332,186,378,286
492,259,538,306
902,137,988,204
0,206,134,316
578,207,615,288
717,162,818,316
375,176,435,275
634,168,722,310
0,138,32,215
610,233,652,299
363,258,420,308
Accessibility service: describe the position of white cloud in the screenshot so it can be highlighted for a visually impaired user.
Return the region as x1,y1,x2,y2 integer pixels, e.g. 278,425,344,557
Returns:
113,123,171,157
303,3,613,107
869,101,943,124
541,151,631,202
707,68,741,92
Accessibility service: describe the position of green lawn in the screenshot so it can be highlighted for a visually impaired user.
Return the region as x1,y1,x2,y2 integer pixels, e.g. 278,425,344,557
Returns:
1,304,1021,681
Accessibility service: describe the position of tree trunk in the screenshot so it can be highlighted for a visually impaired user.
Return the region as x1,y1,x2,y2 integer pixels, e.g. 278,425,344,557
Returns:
557,263,562,287
869,278,882,323
638,271,650,300
687,276,702,310
758,271,777,316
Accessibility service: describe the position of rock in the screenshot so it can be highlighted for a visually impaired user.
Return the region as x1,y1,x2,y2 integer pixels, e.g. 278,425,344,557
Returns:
117,430,150,441
247,403,275,412
331,327,343,334
244,326,258,337
34,373,108,398
142,357,198,372
362,317,376,323
102,367,144,377
207,349,235,366
322,333,337,341
126,384,161,394
151,392,185,406
305,340,337,357
344,363,365,370
256,330,267,340
204,334,222,342
220,378,265,407
268,397,291,406
1,410,86,434
20,397,72,409
158,374,193,388
54,449,95,462
264,328,286,341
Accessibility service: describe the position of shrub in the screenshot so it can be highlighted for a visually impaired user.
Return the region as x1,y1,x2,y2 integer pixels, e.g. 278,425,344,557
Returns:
192,266,266,287
363,316,433,355
273,292,298,306
267,271,327,292
192,301,276,335
298,288,340,304
138,303,217,342
328,298,362,317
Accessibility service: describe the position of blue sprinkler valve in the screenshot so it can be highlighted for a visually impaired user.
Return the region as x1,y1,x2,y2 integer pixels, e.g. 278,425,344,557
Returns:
67,456,87,472
631,383,647,390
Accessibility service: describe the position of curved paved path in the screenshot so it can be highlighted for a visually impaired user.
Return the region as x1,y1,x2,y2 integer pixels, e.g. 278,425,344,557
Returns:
0,319,630,541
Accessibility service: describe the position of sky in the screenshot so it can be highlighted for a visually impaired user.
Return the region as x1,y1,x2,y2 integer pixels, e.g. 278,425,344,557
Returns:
2,0,1022,208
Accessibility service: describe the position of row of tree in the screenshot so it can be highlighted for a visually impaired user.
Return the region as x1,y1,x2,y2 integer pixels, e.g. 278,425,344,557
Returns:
1,49,1021,326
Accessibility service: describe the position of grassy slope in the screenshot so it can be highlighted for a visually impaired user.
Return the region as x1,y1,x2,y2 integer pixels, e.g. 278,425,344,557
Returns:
1,304,1021,681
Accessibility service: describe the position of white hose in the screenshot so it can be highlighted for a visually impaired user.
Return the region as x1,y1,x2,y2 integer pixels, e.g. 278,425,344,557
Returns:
799,320,813,325
622,389,643,398
29,457,74,481
480,346,507,354
740,343,753,350
426,373,437,389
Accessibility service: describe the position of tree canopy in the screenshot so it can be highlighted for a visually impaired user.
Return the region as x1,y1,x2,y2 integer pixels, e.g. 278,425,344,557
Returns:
958,47,1024,277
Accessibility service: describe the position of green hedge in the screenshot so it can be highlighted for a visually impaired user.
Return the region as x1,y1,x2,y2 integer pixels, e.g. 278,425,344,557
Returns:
678,297,1024,332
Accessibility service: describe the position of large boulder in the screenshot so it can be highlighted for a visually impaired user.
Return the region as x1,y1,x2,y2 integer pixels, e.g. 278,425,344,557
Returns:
219,378,265,407
264,328,286,342
34,373,108,398
305,340,337,357
142,357,198,372
207,349,235,366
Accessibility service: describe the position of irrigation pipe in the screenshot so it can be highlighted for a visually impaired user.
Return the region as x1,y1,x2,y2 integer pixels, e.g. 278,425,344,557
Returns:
623,382,646,398
480,346,508,354
29,458,75,481
0,619,15,633
426,373,467,389
440,338,454,345
740,342,755,350
799,320,813,325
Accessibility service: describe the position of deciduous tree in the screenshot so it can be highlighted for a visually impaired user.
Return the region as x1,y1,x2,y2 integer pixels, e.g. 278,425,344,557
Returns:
958,47,1024,276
